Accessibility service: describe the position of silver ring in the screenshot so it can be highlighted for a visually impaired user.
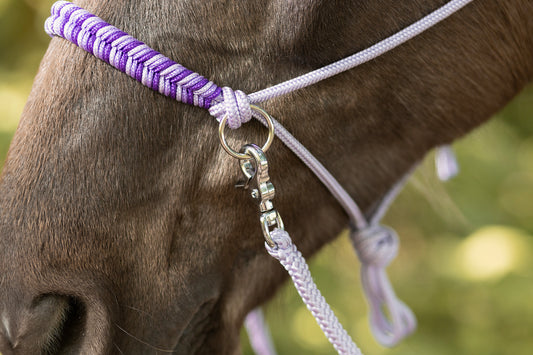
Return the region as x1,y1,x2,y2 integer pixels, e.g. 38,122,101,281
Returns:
218,105,275,160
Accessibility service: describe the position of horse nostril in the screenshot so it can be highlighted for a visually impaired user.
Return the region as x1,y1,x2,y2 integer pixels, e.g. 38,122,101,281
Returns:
0,295,87,354
38,295,87,354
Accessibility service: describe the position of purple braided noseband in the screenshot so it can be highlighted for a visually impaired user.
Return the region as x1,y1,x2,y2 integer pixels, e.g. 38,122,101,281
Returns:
45,0,475,130
45,1,222,109
45,1,474,353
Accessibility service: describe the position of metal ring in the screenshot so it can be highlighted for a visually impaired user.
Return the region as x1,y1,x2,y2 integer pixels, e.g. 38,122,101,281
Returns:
218,105,275,160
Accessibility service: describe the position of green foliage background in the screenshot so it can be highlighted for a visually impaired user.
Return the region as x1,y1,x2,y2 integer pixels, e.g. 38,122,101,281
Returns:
1,1,532,354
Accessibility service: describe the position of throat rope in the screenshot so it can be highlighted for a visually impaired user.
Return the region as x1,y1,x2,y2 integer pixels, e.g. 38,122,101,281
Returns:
45,1,474,353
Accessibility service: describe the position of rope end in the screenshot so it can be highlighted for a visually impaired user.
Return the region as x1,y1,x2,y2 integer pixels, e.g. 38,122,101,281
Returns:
435,145,459,181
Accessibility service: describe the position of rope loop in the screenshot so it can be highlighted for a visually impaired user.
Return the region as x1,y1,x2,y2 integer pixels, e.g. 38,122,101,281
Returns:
209,87,252,129
350,225,399,267
350,224,416,347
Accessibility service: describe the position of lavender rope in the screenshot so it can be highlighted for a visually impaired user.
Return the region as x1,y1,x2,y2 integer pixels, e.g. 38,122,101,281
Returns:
244,309,278,355
45,0,474,351
350,225,416,346
266,229,363,355
247,0,474,104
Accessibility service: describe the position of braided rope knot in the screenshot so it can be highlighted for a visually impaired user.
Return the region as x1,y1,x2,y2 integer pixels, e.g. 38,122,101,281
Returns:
351,225,399,267
208,87,252,129
349,224,416,347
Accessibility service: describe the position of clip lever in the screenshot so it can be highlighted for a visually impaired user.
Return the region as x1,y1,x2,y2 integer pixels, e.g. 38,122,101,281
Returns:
238,144,284,247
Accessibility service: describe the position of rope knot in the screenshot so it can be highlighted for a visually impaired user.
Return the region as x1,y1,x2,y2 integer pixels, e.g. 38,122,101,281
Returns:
208,87,252,129
351,225,399,267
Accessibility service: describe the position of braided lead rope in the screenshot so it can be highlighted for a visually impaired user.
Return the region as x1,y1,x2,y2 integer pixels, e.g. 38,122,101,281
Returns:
244,309,278,355
266,229,363,355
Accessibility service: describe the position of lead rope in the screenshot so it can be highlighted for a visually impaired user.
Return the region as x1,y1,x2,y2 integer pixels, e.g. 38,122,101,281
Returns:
231,143,364,355
266,229,363,355
245,168,415,355
45,1,474,353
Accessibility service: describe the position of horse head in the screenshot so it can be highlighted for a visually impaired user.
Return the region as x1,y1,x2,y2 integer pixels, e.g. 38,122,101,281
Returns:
0,0,531,353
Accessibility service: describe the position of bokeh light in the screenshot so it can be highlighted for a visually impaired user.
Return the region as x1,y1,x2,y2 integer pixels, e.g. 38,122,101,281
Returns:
454,226,530,281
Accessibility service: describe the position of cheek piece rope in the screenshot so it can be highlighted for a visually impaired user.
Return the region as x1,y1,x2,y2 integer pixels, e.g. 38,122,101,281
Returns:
45,1,471,353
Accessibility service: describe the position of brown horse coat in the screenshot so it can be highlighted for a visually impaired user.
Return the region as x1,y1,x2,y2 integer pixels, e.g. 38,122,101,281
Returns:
0,0,532,353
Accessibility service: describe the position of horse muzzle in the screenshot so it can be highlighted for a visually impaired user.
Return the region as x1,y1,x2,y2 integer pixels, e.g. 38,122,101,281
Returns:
0,287,114,355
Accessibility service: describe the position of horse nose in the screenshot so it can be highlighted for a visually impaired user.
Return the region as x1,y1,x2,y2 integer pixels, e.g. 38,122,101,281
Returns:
0,294,81,354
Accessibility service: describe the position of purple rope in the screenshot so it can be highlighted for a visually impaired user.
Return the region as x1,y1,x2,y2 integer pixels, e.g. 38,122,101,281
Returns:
45,0,475,131
45,1,222,109
350,225,417,346
247,0,474,104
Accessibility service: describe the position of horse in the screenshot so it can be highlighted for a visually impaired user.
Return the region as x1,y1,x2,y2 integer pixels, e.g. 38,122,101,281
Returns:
0,0,532,353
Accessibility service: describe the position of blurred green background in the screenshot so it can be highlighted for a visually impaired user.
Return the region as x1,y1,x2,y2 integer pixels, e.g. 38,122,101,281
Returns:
1,1,532,354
